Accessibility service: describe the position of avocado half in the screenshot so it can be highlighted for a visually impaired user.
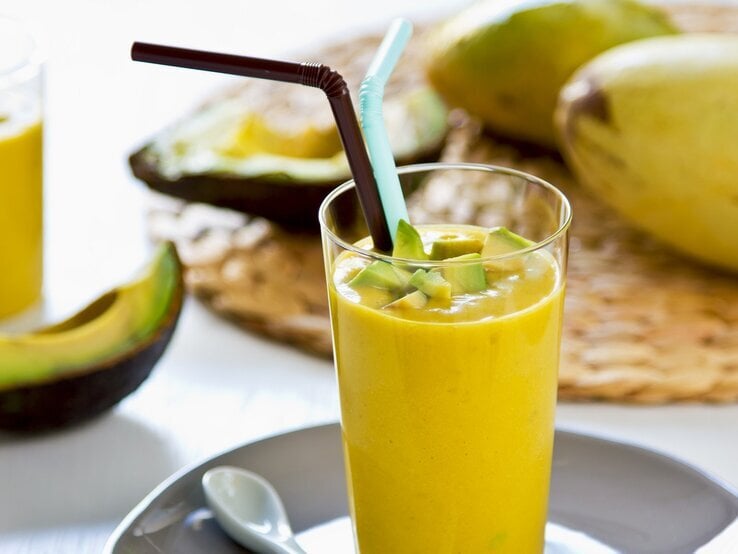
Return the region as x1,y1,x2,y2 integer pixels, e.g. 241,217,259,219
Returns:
129,32,449,229
0,242,184,432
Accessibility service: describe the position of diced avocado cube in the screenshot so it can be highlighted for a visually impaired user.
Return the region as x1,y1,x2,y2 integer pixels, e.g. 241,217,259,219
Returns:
429,237,484,260
357,287,398,310
392,219,428,261
349,261,404,290
481,227,534,271
392,265,414,289
482,227,533,256
442,253,487,294
409,269,452,300
385,290,428,310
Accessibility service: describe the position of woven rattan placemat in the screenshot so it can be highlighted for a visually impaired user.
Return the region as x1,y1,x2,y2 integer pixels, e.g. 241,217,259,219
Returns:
146,3,738,403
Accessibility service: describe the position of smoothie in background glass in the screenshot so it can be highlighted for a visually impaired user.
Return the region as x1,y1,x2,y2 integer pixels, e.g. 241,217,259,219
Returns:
320,164,571,553
0,17,44,319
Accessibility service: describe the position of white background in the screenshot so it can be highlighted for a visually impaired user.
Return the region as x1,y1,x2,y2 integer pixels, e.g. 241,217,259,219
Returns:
0,0,737,552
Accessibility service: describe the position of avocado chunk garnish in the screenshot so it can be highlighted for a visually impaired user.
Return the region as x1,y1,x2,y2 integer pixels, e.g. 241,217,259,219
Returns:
482,227,534,254
349,261,412,291
442,253,487,295
392,265,414,289
409,269,452,300
385,290,428,310
393,219,429,261
429,237,484,260
482,227,534,271
347,223,538,306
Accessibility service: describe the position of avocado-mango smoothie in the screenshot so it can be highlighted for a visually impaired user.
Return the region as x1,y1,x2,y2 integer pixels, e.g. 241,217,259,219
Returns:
0,17,44,319
326,218,565,553
0,115,43,319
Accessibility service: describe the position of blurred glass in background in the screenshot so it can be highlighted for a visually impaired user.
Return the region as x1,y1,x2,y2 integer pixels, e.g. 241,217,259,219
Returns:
0,16,44,319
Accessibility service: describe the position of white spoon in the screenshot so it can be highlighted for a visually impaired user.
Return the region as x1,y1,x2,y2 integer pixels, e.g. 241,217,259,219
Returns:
202,466,306,554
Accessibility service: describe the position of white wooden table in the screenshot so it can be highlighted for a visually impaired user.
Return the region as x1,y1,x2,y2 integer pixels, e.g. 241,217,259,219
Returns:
1,1,737,552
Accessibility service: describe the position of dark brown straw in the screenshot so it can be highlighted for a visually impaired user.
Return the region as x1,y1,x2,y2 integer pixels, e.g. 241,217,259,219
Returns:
131,42,393,252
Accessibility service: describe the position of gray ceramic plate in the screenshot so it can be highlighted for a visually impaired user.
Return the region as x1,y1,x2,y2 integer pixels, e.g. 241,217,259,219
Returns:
105,423,738,554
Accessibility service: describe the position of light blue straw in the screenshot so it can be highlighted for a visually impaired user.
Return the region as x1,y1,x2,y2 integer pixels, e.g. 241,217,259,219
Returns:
359,18,412,243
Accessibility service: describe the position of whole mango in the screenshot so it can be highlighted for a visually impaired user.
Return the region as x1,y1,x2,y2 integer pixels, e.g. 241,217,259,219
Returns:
556,34,738,272
426,0,677,147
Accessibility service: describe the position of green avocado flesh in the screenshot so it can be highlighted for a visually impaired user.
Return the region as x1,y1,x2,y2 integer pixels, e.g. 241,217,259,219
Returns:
409,269,452,300
430,237,484,259
129,28,450,228
385,290,428,310
482,227,534,271
349,261,409,291
341,223,542,311
129,87,448,227
483,227,533,255
0,243,181,390
442,253,487,294
348,220,534,300
393,219,429,260
139,88,446,184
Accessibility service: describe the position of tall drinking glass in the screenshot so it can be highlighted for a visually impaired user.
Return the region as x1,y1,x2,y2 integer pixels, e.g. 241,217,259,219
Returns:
319,163,571,553
0,17,44,319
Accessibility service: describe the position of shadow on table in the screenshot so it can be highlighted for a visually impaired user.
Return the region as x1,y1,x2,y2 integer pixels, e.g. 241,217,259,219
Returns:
0,411,180,532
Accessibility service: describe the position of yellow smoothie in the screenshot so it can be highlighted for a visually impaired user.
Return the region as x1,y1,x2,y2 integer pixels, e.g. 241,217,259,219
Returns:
329,225,564,553
0,116,43,318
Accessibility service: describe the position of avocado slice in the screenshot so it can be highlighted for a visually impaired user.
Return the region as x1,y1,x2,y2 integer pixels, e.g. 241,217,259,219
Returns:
349,261,412,291
393,220,429,260
409,269,452,300
482,227,535,271
129,31,448,229
0,243,184,432
442,253,487,294
429,237,484,260
385,290,428,310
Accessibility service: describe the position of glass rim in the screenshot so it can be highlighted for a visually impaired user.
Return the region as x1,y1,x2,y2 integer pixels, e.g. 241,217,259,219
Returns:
318,162,572,266
0,16,45,89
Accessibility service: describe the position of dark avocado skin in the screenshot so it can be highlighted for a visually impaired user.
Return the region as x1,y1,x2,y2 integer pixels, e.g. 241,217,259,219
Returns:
0,253,185,433
129,141,445,230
